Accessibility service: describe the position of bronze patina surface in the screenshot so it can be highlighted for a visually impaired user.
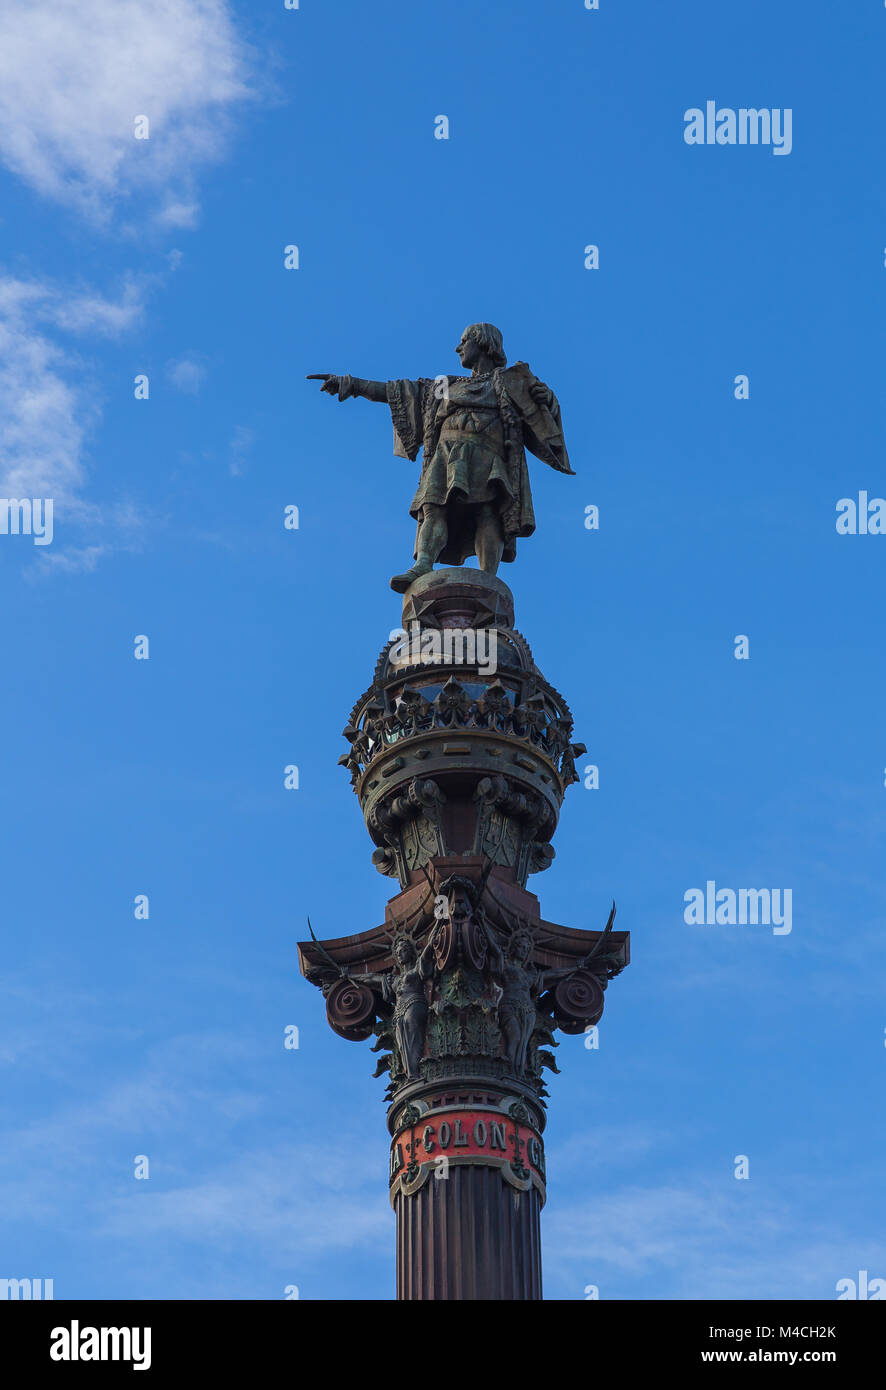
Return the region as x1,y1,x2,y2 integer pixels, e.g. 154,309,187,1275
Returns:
301,331,628,1300
308,322,574,592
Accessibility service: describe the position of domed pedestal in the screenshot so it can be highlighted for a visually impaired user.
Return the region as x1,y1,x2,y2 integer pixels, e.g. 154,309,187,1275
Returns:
401,566,515,629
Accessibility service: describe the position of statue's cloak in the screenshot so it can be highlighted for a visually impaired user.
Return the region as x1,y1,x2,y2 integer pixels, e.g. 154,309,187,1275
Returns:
385,362,573,566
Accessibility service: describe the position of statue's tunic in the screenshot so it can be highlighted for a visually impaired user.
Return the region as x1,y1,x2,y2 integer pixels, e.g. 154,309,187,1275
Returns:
385,362,573,566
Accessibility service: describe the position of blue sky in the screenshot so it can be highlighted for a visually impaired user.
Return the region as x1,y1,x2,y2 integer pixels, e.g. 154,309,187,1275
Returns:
1,0,884,1300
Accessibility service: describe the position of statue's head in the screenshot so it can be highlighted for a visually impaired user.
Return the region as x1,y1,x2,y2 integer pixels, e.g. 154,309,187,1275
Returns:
438,874,476,921
508,929,533,964
456,323,506,370
393,936,416,967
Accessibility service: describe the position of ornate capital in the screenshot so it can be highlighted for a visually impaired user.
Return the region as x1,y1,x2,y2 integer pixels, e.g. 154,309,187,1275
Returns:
299,571,630,1219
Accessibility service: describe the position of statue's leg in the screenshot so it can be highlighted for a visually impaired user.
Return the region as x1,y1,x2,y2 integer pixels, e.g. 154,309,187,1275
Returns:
501,1009,521,1071
396,1013,415,1078
519,1008,535,1073
390,504,448,594
475,502,504,575
402,1001,427,1077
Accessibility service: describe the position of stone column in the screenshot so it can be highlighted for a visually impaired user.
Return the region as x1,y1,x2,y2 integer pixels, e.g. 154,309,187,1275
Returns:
299,569,629,1300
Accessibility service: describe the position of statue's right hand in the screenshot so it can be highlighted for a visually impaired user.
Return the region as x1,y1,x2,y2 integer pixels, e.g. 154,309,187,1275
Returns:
306,373,340,395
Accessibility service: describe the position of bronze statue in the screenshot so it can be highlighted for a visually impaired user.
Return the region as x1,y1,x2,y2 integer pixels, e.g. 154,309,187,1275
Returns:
486,927,544,1074
358,932,438,1080
487,924,603,1074
298,313,630,1300
308,322,574,592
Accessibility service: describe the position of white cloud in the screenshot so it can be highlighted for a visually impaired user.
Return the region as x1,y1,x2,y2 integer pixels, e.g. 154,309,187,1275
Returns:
0,5,256,570
167,355,207,394
229,424,255,476
0,316,86,504
0,0,252,224
99,1146,392,1258
54,282,147,337
544,1177,886,1300
33,544,111,575
0,1016,391,1278
0,272,144,508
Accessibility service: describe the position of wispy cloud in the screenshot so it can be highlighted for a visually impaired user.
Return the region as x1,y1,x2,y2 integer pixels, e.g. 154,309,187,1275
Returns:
167,355,208,394
228,424,255,476
0,4,257,574
0,272,144,510
32,544,112,576
0,1013,390,1284
98,1146,392,1259
0,0,253,226
544,1172,886,1300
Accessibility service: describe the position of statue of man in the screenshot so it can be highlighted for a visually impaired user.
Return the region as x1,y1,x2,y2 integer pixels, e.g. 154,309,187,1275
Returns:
308,323,574,592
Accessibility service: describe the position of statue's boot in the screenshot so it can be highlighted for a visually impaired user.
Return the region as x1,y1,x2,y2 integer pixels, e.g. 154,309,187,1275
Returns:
390,557,433,593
